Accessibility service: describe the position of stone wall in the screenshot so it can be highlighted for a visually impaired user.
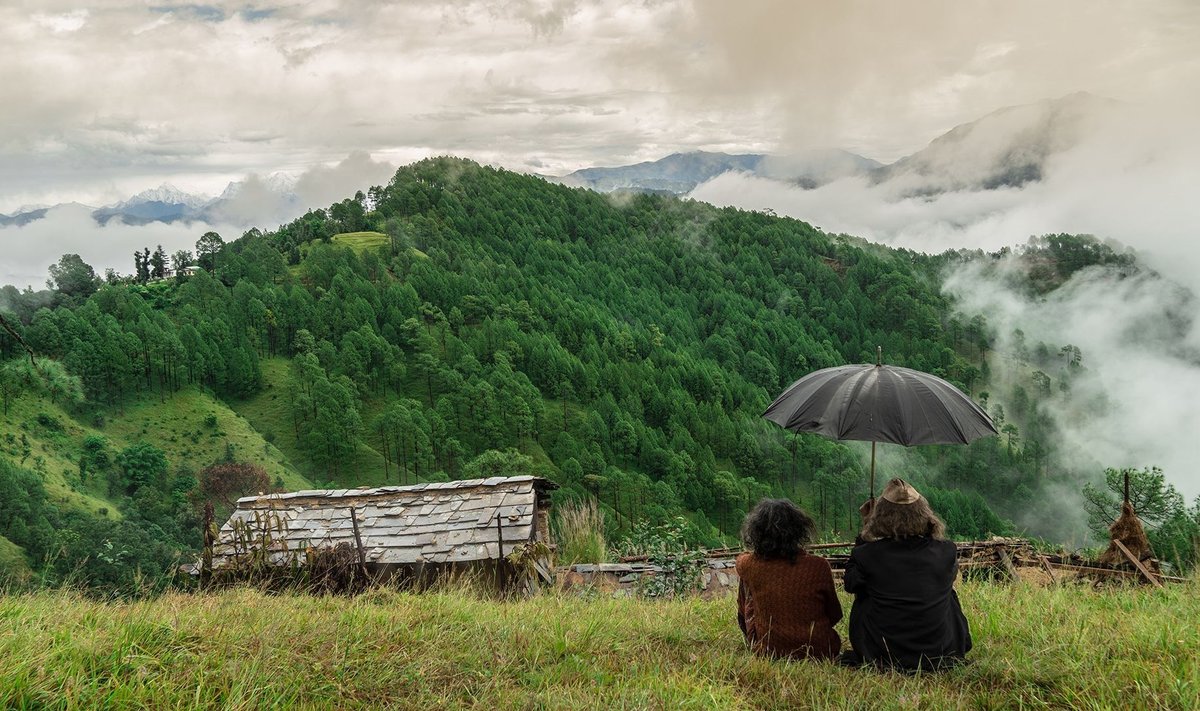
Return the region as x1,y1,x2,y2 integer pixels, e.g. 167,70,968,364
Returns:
558,557,739,598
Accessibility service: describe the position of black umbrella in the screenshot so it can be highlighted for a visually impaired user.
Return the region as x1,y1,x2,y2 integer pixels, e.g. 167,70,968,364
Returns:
763,348,997,497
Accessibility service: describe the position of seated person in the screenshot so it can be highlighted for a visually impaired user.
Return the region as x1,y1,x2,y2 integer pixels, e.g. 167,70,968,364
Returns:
735,499,842,660
842,478,972,671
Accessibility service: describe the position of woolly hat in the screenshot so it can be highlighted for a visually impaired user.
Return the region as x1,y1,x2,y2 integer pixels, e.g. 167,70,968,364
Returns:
880,478,921,505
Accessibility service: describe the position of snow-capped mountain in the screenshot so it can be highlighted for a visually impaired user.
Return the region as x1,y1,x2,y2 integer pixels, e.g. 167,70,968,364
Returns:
92,183,214,225
123,184,212,210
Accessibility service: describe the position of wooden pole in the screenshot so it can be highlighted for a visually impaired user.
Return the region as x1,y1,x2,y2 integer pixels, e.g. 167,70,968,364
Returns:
349,505,368,583
1037,554,1059,584
495,512,505,592
201,501,214,590
1113,539,1163,588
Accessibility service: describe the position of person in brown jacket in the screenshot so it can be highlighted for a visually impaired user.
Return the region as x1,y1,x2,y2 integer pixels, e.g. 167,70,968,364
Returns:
735,499,843,660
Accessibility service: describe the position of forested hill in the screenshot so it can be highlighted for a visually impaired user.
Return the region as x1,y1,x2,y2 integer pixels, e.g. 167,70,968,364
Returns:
1,157,1116,592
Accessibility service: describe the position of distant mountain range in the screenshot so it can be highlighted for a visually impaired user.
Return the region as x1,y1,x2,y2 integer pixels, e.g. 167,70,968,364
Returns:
553,92,1115,196
871,91,1116,193
553,149,881,194
0,92,1116,229
0,174,301,229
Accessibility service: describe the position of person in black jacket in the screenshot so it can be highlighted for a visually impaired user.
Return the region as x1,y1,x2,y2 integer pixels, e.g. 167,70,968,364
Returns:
841,478,971,671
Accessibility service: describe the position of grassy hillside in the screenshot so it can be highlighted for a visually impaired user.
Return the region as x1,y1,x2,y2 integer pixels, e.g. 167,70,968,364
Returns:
1,392,124,519
2,384,311,505
0,380,314,581
0,537,32,586
0,581,1195,709
103,387,311,493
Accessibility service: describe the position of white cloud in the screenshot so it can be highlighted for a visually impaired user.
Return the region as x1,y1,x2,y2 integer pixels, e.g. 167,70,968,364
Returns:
945,263,1200,500
31,10,89,33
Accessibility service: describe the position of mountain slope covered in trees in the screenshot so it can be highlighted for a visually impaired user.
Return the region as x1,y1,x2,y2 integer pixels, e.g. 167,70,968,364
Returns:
4,157,1189,592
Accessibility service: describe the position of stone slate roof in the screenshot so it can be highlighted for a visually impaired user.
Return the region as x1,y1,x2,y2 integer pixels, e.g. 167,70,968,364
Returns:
212,475,556,569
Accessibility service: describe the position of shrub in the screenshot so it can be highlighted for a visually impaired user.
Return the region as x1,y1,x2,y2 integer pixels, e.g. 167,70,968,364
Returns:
35,413,63,432
197,462,270,511
616,517,704,599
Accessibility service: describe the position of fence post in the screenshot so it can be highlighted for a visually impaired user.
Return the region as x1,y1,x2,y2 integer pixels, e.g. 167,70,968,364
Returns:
201,501,214,590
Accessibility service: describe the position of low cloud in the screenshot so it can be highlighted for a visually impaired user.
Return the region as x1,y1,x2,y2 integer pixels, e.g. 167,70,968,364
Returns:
0,204,244,290
946,262,1200,501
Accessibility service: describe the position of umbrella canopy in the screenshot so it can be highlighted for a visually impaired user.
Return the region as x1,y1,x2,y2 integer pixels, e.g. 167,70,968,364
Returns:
763,357,996,496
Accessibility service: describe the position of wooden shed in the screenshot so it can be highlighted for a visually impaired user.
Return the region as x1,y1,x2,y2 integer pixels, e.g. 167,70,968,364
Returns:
205,475,558,593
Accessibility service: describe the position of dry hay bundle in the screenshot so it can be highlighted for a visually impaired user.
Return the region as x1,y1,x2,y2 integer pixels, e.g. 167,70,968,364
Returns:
1097,501,1160,572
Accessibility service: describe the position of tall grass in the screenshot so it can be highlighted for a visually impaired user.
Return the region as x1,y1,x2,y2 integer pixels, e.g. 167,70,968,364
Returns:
553,497,608,565
1,579,1195,709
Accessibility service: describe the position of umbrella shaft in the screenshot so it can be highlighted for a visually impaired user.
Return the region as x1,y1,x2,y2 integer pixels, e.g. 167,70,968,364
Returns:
870,441,876,498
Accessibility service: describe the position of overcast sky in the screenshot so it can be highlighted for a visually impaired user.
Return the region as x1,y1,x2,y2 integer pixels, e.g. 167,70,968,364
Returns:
3,0,1198,211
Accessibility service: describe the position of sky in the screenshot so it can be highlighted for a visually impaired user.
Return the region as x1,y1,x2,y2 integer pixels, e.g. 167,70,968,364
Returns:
3,1,1199,499
2,0,1198,210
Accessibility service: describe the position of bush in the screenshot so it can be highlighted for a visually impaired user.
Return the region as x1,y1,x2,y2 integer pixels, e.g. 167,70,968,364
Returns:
114,443,169,494
197,462,270,512
616,517,704,599
35,413,63,432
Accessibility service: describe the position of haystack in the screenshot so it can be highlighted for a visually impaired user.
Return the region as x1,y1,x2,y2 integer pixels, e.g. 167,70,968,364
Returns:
1097,501,1160,573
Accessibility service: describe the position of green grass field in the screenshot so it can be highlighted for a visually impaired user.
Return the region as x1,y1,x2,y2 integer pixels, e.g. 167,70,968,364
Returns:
331,231,390,252
0,580,1195,709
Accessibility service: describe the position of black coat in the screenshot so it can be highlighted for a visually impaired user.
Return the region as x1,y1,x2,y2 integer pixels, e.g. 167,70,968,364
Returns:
843,536,972,670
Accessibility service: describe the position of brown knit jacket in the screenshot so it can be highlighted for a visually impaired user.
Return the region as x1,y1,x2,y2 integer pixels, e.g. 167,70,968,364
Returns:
735,551,843,660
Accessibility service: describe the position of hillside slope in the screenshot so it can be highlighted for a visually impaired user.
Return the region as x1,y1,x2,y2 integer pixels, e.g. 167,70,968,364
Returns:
5,157,1172,593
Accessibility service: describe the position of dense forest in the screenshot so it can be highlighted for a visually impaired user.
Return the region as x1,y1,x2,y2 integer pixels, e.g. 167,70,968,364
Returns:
2,157,1197,593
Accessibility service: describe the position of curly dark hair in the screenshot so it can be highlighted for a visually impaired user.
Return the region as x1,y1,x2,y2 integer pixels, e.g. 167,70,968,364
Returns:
861,497,947,542
740,498,817,561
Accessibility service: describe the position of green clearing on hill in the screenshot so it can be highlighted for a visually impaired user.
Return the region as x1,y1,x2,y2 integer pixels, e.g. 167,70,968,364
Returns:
0,580,1195,709
0,537,32,585
331,231,390,252
103,387,311,493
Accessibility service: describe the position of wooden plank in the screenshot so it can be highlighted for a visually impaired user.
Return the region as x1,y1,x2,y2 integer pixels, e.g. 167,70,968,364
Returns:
996,548,1018,580
1038,554,1059,584
1113,539,1163,588
1043,560,1185,583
